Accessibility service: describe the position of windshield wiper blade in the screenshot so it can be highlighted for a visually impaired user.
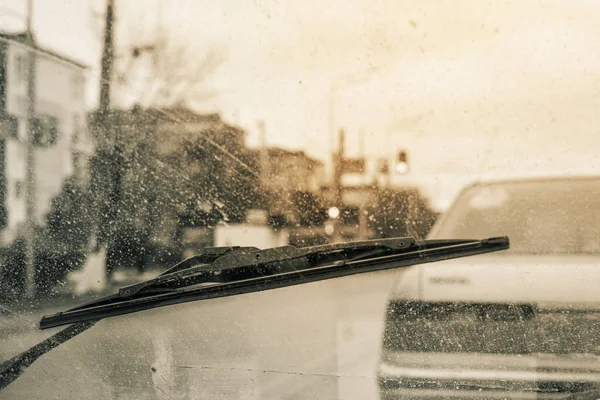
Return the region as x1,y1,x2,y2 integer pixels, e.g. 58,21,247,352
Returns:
39,236,508,330
43,237,414,317
1,236,508,391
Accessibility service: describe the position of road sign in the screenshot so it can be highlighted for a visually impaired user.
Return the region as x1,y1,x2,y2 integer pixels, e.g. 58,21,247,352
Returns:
342,158,366,174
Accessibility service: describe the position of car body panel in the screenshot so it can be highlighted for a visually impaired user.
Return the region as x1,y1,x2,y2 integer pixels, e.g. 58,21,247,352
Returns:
380,255,600,399
390,255,600,307
1,268,401,400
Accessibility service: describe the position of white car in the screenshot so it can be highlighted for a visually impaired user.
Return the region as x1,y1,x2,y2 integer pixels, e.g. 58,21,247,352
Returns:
379,176,600,399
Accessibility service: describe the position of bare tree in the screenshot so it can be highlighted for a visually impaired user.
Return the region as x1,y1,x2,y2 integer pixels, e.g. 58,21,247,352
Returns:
115,27,226,108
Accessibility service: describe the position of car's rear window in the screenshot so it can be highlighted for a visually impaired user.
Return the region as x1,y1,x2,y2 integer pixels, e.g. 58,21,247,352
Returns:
431,179,600,254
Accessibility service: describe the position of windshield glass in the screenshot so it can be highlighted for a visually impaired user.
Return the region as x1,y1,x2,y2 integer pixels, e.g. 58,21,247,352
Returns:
432,179,600,254
2,0,600,399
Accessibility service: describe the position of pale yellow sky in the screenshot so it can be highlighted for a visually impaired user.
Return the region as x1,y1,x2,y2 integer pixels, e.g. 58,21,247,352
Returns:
3,0,600,207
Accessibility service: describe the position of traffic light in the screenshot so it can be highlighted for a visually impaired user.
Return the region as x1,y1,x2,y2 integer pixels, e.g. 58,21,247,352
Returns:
395,150,409,174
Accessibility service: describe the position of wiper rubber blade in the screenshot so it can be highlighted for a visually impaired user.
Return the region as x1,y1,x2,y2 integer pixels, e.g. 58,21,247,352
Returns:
40,236,508,330
64,237,414,310
1,236,508,392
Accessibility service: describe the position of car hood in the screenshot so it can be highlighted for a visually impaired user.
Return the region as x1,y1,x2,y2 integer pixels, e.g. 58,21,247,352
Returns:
390,254,600,308
0,268,402,400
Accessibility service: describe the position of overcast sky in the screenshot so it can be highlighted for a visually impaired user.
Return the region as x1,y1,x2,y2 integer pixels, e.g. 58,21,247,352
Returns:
2,0,600,207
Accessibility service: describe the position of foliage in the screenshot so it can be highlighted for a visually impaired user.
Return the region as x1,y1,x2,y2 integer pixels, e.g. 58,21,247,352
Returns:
0,178,94,299
176,133,261,227
91,113,171,273
0,239,25,300
89,109,261,273
367,187,439,239
87,22,235,271
115,27,226,108
37,178,94,293
291,191,328,227
45,178,94,253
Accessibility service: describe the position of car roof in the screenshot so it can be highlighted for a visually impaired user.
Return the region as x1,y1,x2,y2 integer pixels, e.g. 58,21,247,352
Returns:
470,169,600,185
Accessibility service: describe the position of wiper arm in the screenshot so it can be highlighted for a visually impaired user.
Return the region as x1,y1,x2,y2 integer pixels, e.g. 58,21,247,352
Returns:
40,236,508,330
0,322,95,390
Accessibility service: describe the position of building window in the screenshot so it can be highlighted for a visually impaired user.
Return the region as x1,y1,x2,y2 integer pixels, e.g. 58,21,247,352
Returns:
32,115,59,147
72,74,83,99
72,114,80,144
0,115,18,139
73,152,83,177
15,181,23,199
15,54,27,82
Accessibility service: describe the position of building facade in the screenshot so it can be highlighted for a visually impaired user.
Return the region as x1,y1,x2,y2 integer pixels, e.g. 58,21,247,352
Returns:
263,148,326,195
88,106,253,257
0,33,92,245
251,147,327,224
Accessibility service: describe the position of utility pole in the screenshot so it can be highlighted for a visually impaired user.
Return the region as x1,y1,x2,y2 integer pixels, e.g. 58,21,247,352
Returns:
257,120,268,187
97,0,116,282
23,0,37,298
99,0,115,117
327,67,378,244
333,129,345,207
331,129,345,243
357,128,368,241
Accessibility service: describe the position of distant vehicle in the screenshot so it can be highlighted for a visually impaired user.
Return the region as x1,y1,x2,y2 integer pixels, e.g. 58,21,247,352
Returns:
378,176,600,399
179,226,214,259
213,224,288,249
